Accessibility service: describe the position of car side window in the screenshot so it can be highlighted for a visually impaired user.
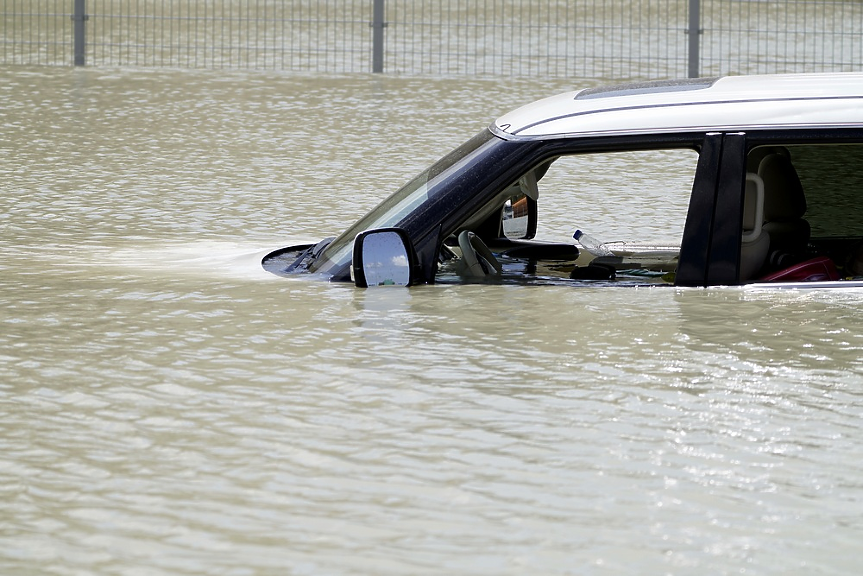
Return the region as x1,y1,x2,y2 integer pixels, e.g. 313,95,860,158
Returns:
746,143,863,282
438,147,700,285
536,149,699,247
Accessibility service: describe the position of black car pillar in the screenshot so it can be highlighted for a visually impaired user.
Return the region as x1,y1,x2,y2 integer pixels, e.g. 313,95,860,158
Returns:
677,133,746,286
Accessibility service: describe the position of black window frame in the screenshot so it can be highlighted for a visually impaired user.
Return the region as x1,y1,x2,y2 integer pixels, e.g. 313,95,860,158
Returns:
693,127,863,287
389,130,713,285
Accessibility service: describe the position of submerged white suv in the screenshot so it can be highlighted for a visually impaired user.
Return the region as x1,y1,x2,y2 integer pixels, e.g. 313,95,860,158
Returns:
264,73,863,288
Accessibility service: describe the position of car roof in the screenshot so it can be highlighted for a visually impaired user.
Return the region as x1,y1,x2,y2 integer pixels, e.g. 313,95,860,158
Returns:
493,72,863,139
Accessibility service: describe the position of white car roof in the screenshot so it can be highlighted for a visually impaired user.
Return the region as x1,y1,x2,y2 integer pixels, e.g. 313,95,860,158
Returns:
493,73,863,139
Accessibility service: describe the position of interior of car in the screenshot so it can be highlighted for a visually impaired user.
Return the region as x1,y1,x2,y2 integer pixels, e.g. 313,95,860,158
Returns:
743,144,863,283
438,149,693,285
438,143,863,286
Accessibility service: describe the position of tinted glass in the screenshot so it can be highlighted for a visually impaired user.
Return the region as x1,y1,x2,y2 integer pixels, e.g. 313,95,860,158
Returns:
790,144,863,238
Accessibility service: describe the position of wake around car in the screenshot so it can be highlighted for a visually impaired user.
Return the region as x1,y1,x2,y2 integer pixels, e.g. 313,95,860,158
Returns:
263,73,863,288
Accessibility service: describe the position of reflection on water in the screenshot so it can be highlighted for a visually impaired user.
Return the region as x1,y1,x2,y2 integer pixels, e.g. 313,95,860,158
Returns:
2,67,863,575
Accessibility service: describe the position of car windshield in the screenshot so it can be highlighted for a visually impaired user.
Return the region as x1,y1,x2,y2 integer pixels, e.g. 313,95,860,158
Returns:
308,129,499,275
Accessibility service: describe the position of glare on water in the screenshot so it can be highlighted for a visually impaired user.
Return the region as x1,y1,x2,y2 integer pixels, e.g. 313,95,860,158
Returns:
2,67,863,575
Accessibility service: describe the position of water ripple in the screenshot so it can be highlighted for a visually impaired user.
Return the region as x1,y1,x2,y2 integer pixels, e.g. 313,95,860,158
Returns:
2,67,863,575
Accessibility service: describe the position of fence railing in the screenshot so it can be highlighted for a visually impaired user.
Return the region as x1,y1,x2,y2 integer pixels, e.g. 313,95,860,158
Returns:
3,1,862,80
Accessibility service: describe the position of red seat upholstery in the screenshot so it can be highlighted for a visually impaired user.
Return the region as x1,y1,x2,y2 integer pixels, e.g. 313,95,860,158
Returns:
759,256,839,282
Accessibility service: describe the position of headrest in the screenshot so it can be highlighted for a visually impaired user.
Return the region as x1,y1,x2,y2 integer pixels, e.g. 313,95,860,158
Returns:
758,153,806,221
747,146,789,172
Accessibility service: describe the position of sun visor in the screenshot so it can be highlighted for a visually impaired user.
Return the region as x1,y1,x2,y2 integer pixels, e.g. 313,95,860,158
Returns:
519,170,539,200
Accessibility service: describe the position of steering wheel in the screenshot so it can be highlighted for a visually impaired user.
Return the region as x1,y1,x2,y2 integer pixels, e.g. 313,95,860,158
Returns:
457,230,502,277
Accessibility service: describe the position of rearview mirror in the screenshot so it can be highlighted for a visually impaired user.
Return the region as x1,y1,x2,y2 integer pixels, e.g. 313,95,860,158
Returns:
501,193,537,239
352,228,418,287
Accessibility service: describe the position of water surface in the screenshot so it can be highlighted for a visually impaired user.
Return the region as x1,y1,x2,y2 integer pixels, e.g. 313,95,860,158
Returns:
2,67,863,575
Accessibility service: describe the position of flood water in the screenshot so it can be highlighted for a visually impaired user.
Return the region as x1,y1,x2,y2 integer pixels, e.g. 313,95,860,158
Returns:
2,67,863,575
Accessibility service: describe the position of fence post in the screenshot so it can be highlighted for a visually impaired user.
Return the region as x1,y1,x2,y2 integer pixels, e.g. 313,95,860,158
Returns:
687,0,701,78
72,0,88,66
372,0,386,73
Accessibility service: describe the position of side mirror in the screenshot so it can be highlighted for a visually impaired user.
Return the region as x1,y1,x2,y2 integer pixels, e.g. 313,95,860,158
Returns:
352,228,418,287
501,193,537,239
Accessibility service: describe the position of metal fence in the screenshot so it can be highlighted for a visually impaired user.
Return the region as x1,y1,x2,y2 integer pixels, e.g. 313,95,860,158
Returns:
3,1,862,80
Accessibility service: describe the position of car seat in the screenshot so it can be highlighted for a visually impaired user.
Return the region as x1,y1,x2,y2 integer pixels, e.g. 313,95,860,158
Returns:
758,151,810,259
759,255,839,282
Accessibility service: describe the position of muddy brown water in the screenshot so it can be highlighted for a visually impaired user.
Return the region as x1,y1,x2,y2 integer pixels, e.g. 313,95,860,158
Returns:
2,67,862,574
